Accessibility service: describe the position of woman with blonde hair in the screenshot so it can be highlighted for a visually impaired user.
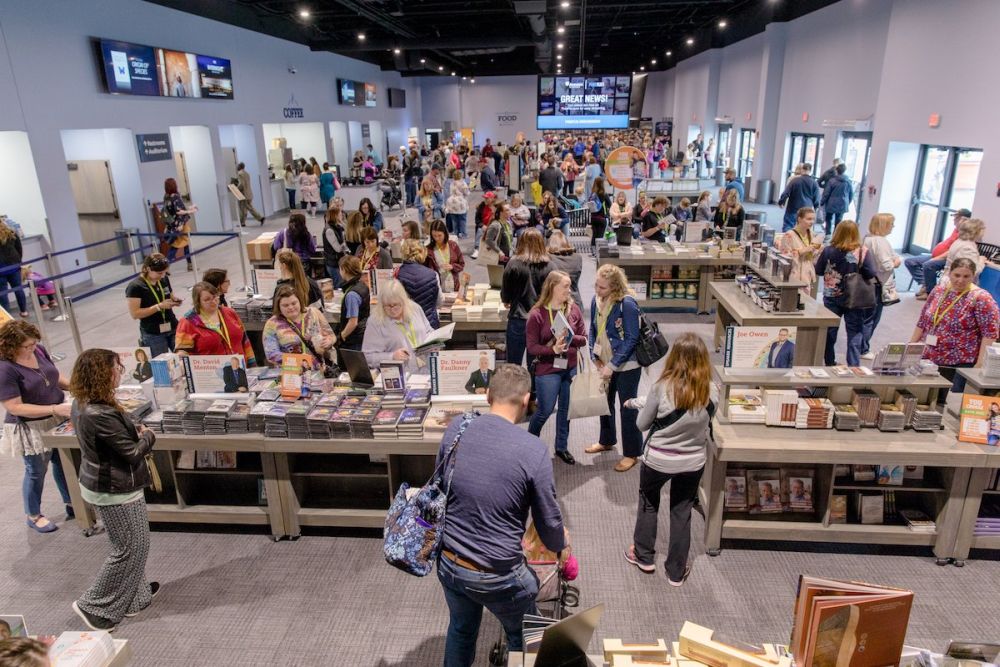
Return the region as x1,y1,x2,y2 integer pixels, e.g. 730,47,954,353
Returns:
712,188,745,238
0,218,28,316
396,239,441,328
623,333,716,586
526,270,587,465
501,229,552,367
298,164,320,217
942,218,987,279
861,213,902,356
586,264,642,472
814,220,879,365
694,190,712,222
610,191,631,230
778,207,821,291
274,248,323,307
362,279,434,372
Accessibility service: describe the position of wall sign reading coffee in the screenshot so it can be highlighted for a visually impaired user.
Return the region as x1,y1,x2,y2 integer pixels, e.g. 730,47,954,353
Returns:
283,93,304,118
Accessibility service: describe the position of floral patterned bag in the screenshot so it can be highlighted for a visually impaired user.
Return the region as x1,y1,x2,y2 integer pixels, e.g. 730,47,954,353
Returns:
383,412,477,577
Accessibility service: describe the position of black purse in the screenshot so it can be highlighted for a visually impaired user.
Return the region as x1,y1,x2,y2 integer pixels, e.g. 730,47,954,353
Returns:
635,309,669,367
839,248,877,310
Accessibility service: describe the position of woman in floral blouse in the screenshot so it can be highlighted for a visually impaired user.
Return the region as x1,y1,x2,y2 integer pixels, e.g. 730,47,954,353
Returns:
911,257,1000,394
262,284,335,368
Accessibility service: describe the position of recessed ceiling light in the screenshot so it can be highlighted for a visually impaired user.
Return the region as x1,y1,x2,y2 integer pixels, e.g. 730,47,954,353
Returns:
718,19,728,28
438,66,444,71
556,54,562,60
298,9,310,18
557,42,564,49
557,26,565,34
560,1,570,7
393,48,401,54
686,37,694,45
470,78,476,83
462,76,467,80
357,33,366,41
451,71,456,76
666,50,673,56
651,59,657,64
639,66,645,71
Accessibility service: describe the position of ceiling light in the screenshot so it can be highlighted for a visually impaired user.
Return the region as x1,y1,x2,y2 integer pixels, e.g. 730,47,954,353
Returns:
556,54,562,60
451,71,456,76
666,50,673,56
651,59,657,64
557,43,564,49
686,37,694,45
718,19,728,28
470,78,476,83
560,1,570,7
557,26,565,34
462,76,467,80
298,9,310,18
420,58,426,63
357,33,366,41
438,66,444,71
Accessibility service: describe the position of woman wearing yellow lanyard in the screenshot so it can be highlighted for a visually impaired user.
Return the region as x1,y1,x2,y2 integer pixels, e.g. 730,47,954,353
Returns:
778,207,822,292
912,257,1000,396
175,282,256,368
362,279,434,373
355,227,393,272
126,254,183,358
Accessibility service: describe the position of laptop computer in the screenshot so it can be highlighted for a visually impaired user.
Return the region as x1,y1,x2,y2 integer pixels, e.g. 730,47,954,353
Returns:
337,348,375,388
532,604,604,667
487,263,505,288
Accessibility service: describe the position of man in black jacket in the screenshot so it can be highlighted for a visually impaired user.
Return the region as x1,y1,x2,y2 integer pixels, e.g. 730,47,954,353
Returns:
538,156,563,196
817,158,842,189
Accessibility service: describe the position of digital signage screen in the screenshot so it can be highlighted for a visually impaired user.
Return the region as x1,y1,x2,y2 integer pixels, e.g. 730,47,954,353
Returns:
196,55,234,99
388,87,406,108
364,83,377,108
100,39,160,96
338,78,376,107
536,75,632,129
338,79,356,106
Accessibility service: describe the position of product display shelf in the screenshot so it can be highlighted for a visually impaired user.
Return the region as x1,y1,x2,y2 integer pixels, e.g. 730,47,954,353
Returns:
712,365,951,421
708,281,840,366
47,433,284,539
701,420,986,563
950,447,1000,564
956,367,1000,396
598,249,744,314
740,262,809,314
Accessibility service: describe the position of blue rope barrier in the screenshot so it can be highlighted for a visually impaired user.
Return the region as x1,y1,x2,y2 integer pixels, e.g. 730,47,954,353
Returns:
49,236,122,257
43,243,155,284
133,231,241,238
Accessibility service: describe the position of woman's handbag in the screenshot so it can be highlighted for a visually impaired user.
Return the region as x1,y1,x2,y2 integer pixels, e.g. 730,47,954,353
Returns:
568,345,611,420
635,310,669,367
839,249,877,310
383,412,477,577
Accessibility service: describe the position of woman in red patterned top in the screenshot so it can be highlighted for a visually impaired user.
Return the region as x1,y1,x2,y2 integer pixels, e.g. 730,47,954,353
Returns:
911,257,999,394
175,282,256,366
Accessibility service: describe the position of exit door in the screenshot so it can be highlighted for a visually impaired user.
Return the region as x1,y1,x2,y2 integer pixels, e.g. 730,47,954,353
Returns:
173,151,191,199
67,159,122,262
837,132,872,221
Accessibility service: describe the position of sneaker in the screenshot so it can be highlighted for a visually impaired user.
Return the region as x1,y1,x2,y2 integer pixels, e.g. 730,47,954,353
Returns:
125,582,160,617
860,352,875,360
471,250,479,260
667,565,692,587
72,601,116,632
624,546,655,574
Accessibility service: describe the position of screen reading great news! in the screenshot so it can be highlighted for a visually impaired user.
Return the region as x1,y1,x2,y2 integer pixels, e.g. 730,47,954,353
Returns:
537,75,631,129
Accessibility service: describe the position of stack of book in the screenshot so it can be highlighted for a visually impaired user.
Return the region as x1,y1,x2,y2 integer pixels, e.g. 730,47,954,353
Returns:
162,400,189,434
227,403,250,433
372,408,402,438
285,402,312,439
264,402,291,437
728,389,765,424
833,404,861,431
249,401,273,432
328,408,355,437
984,343,1000,378
404,388,432,409
350,407,378,438
851,389,880,426
876,403,906,432
899,509,936,533
974,515,1000,536
397,407,427,440
182,399,212,435
763,388,798,427
894,389,917,427
204,400,235,435
144,410,164,433
115,387,153,420
911,406,943,431
256,387,282,402
306,406,334,438
794,397,834,429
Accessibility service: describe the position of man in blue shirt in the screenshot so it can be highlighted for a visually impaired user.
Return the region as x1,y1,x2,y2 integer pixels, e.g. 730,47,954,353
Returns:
437,363,567,667
778,163,821,232
723,168,744,202
366,144,383,169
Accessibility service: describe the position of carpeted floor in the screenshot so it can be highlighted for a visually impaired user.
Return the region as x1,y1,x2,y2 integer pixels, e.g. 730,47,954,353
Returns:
1,197,997,665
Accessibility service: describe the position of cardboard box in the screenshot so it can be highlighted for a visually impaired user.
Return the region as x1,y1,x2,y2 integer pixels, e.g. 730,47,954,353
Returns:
246,233,277,262
604,638,669,663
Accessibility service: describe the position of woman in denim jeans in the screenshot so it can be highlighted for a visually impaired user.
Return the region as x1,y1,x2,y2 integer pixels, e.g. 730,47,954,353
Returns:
0,320,73,533
526,271,586,465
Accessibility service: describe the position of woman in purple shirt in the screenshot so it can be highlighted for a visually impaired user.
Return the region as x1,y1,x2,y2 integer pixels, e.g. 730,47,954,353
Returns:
272,212,317,266
0,320,73,532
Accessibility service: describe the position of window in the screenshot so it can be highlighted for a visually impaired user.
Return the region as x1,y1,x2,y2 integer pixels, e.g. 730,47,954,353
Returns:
906,146,983,254
835,131,872,220
716,124,732,171
786,133,825,182
737,128,756,179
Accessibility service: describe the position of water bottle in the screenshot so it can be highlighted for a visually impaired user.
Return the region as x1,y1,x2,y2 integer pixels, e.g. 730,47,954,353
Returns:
605,226,616,247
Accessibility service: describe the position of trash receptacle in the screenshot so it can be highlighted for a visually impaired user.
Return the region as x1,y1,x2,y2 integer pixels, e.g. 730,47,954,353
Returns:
743,177,752,201
115,228,140,266
715,170,726,187
756,179,774,206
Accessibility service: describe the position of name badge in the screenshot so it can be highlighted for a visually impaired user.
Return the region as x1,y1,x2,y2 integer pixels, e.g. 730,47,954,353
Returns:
159,322,173,334
925,334,938,347
553,356,568,370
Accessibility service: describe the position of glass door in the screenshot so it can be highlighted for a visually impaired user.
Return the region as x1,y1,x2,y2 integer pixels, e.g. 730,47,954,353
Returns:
737,128,756,179
786,132,825,181
716,124,732,171
838,131,872,220
906,146,983,254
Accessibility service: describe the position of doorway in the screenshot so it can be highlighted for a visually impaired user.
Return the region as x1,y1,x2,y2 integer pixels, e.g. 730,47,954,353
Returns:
905,145,983,254
786,132,825,181
716,124,732,171
737,128,756,179
66,159,121,262
837,131,872,221
425,129,441,151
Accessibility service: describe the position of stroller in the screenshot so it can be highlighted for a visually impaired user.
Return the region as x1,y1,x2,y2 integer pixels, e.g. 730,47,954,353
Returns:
487,527,580,666
379,177,403,211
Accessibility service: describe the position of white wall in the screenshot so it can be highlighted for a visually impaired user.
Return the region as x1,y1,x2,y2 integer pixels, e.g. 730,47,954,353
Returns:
641,71,675,123
219,124,266,214
169,125,223,232
419,76,537,146
0,132,48,238
670,53,715,156
717,34,764,144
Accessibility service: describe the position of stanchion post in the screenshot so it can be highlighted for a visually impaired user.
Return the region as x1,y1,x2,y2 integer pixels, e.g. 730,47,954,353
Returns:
187,233,199,276
64,297,84,356
49,252,71,323
126,230,140,274
235,232,252,293
27,280,50,346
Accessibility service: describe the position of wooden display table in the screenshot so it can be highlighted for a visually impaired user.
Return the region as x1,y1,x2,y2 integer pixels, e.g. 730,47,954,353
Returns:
702,420,986,563
708,281,839,366
598,250,744,314
951,447,1000,565
43,432,439,541
956,367,1000,396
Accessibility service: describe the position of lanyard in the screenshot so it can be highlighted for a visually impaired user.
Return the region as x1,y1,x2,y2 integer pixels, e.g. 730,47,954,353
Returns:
932,286,972,330
502,222,512,249
205,314,233,352
396,319,418,348
793,227,811,246
362,248,377,269
288,313,308,344
144,278,167,321
596,300,613,335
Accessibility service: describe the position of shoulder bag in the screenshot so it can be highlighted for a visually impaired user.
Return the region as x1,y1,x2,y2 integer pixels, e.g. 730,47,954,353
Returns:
839,248,877,310
632,299,669,367
383,412,478,577
568,343,611,419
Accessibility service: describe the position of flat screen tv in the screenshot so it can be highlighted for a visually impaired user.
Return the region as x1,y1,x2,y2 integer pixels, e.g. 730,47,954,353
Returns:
536,74,631,129
388,87,406,108
338,79,356,106
100,39,160,96
98,38,233,100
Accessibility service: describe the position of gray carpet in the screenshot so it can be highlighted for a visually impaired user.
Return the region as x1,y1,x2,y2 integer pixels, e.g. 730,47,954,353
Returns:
1,199,997,665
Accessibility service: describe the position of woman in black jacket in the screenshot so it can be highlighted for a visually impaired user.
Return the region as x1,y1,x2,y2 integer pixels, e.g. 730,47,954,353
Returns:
0,219,28,316
69,349,158,632
501,229,551,367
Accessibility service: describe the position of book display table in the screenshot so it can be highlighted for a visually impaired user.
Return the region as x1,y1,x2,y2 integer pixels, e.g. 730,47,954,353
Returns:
597,249,744,314
956,367,1000,396
43,432,439,541
708,281,839,366
951,447,1000,565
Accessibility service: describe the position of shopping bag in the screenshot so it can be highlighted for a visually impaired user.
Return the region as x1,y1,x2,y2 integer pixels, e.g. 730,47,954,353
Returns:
568,346,610,419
